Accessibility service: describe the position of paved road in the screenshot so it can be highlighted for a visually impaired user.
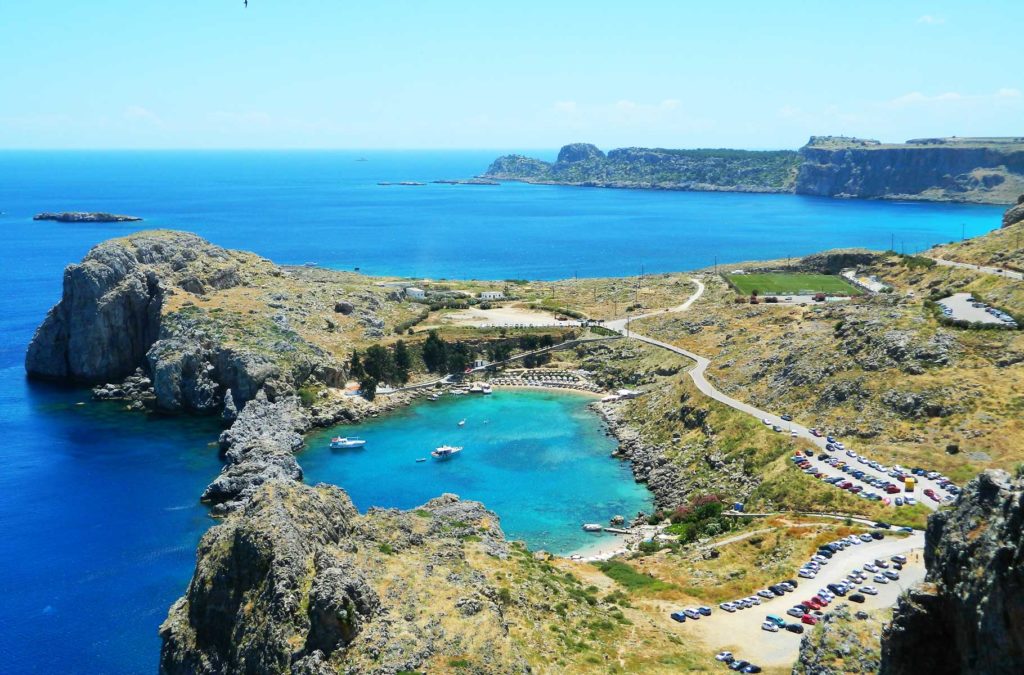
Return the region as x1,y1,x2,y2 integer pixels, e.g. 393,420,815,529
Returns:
680,530,926,668
928,256,1023,281
605,277,944,511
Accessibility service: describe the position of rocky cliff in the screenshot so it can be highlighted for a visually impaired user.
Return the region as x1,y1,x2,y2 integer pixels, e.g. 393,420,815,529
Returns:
796,136,1024,204
161,479,639,674
484,138,1024,203
880,470,1024,675
484,143,800,192
1004,194,1024,228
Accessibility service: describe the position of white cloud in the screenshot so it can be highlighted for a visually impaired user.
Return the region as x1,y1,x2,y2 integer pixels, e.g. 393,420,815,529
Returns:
123,105,162,125
917,14,945,25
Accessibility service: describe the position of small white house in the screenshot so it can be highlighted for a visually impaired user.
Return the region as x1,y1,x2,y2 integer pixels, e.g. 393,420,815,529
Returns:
480,290,505,301
405,287,426,300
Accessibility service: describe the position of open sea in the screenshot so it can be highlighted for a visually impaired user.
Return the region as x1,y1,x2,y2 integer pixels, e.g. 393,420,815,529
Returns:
0,150,1005,673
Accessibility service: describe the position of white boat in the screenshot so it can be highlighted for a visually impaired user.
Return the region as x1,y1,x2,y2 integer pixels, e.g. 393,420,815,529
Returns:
431,445,463,460
469,383,484,393
457,419,466,427
330,436,366,450
582,523,603,532
482,384,493,395
428,394,439,401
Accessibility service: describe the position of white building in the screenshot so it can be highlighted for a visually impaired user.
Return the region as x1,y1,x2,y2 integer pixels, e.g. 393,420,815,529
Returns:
405,287,426,300
480,290,505,300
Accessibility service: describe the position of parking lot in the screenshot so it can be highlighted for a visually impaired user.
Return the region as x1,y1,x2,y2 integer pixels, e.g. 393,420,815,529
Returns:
671,531,925,669
938,293,1017,326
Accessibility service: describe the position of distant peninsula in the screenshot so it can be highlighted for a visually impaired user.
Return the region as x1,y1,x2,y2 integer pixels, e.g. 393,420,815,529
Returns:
483,136,1024,204
34,211,142,223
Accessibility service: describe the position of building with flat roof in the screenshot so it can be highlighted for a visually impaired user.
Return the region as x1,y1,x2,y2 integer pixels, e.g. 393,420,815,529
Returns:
480,290,504,300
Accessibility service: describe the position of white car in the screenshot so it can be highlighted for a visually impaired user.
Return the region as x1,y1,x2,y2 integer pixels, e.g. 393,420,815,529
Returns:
748,596,762,605
762,621,780,632
859,533,873,542
720,602,736,612
798,569,816,579
864,563,878,573
762,418,772,425
860,586,878,595
758,589,774,599
873,574,889,584
905,497,917,506
847,536,862,545
716,651,733,662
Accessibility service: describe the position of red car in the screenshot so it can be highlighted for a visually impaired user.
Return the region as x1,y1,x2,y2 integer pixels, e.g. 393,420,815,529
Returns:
839,481,853,489
885,485,901,494
928,492,941,502
924,488,936,498
801,614,818,626
810,429,823,437
850,486,863,494
811,595,828,606
804,599,823,610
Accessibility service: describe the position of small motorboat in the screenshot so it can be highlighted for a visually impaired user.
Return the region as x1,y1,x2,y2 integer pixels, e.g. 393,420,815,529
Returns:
415,457,427,463
428,394,439,401
457,419,466,427
330,436,366,450
431,445,463,460
469,383,484,393
582,523,603,532
482,384,492,395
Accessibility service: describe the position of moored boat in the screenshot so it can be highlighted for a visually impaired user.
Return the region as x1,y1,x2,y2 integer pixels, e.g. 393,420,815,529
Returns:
330,436,366,450
431,445,463,460
457,419,466,427
582,523,603,532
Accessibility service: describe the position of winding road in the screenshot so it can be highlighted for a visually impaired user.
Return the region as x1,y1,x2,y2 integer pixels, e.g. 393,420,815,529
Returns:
927,256,1023,281
606,277,945,511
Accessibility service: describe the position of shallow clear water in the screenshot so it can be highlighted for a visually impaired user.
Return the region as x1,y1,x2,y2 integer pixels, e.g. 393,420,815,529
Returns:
0,150,1007,672
303,390,650,555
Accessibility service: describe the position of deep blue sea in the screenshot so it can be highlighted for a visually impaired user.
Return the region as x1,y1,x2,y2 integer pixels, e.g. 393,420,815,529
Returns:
0,151,1005,673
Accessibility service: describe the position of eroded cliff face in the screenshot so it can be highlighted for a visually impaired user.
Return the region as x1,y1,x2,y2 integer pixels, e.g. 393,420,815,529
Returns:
1004,194,1024,228
160,480,599,675
880,470,1024,675
796,136,1024,203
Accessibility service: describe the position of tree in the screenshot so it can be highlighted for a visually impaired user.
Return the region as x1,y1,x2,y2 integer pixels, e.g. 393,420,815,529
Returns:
393,340,411,384
422,331,448,373
350,351,364,379
363,344,394,383
359,376,378,401
446,341,472,373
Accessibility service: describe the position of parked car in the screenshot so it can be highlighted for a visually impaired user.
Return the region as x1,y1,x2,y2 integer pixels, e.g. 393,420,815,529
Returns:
670,611,686,622
684,608,700,619
849,593,866,603
801,614,818,625
860,586,878,595
742,665,762,674
761,621,779,632
891,555,907,564
715,651,733,662
757,589,774,599
719,602,736,612
860,533,874,542
781,414,793,421
855,610,870,620
785,623,805,634
864,563,878,573
884,570,900,580
873,574,889,584
787,607,806,618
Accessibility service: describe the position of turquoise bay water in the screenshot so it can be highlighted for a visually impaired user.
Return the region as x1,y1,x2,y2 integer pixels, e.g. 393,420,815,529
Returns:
0,150,1007,672
303,390,650,555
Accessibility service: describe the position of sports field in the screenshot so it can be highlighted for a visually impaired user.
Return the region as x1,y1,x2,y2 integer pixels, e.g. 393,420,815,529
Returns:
727,273,860,296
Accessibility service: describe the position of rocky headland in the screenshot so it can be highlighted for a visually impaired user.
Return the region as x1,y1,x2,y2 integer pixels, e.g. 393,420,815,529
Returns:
879,469,1024,675
34,211,143,222
484,137,1024,204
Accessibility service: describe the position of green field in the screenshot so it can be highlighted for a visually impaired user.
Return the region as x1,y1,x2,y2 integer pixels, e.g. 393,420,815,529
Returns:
726,273,860,296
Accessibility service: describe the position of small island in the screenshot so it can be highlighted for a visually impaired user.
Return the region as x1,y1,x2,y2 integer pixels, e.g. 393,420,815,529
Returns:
34,211,143,223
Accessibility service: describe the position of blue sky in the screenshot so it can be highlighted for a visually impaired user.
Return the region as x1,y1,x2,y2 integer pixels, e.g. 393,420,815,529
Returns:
1,1,1021,149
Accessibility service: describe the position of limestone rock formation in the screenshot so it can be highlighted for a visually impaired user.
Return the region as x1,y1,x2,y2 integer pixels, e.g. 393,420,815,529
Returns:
160,481,528,675
555,142,605,164
880,470,1024,675
26,235,167,381
796,136,1024,204
1003,194,1024,228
